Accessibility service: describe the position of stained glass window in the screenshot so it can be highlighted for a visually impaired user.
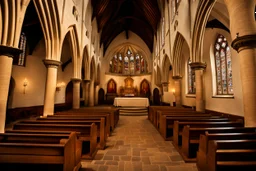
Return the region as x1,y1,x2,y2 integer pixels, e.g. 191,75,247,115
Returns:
214,34,233,95
188,59,195,94
15,32,27,66
109,49,148,75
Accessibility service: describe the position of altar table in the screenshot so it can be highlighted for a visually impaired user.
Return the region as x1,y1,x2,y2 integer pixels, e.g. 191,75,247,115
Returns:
113,97,149,107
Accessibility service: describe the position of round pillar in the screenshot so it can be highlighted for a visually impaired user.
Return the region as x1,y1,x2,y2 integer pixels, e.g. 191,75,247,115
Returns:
225,0,256,127
89,80,95,106
172,76,182,107
0,46,22,133
83,80,90,106
190,62,206,112
71,78,82,109
43,59,61,116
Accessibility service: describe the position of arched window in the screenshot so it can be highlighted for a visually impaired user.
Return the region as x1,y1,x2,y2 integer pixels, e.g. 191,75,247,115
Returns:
109,48,148,75
188,59,195,94
15,32,27,66
161,17,165,47
214,34,233,95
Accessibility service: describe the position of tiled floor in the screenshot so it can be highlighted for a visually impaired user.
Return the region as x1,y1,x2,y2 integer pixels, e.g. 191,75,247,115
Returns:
80,115,198,171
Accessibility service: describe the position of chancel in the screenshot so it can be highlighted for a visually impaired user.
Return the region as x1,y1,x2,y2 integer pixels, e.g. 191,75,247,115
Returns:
1,0,256,170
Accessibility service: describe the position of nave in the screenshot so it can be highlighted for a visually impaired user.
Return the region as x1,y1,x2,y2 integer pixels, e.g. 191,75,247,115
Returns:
80,115,198,171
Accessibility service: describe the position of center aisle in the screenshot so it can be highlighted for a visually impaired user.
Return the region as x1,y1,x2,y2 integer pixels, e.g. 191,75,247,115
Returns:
80,116,198,171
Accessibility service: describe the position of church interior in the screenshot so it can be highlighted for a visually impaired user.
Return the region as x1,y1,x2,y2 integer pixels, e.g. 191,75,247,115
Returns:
1,0,256,170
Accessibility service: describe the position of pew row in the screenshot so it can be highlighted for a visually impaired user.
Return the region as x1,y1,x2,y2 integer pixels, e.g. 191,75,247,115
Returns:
207,139,256,171
196,130,256,170
172,120,244,148
159,115,228,140
0,132,80,171
18,118,106,150
11,123,98,160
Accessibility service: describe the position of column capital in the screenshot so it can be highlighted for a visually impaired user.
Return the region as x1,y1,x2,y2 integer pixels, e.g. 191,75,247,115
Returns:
161,81,169,85
231,34,256,52
0,45,22,58
83,79,91,83
172,75,182,80
71,78,82,83
43,59,61,68
189,62,206,70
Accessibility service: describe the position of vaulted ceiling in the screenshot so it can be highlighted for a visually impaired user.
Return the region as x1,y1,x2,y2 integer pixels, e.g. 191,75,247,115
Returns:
91,0,161,54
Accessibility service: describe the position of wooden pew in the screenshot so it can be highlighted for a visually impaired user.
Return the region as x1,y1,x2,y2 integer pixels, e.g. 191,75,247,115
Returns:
61,107,119,130
11,123,98,160
196,130,256,170
207,139,256,171
18,118,106,150
156,110,209,128
160,116,229,140
55,111,113,131
173,120,244,148
148,106,194,126
0,132,80,171
48,114,111,136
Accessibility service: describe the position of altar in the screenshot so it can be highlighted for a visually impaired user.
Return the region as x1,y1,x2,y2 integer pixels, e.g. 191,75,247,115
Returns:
113,97,149,107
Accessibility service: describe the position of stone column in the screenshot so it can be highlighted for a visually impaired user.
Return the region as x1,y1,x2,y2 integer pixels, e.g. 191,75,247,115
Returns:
172,76,182,107
190,62,206,112
89,80,95,106
83,80,90,106
0,46,22,133
71,78,81,109
94,85,100,105
225,0,256,127
43,59,61,116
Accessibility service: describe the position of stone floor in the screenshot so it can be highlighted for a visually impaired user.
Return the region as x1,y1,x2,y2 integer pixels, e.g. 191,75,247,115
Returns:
80,115,198,171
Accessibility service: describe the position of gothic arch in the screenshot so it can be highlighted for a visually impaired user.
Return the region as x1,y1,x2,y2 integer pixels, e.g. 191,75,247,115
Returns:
90,56,96,81
172,32,187,76
161,54,171,83
34,0,62,60
82,45,90,80
191,0,216,62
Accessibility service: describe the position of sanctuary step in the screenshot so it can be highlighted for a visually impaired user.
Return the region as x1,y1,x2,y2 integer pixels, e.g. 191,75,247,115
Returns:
118,107,148,116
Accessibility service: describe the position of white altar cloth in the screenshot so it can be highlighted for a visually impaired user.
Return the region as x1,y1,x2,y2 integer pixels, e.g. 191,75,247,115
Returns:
113,97,149,107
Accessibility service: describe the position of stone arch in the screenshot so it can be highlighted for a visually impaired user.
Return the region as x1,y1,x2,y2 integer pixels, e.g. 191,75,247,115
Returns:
161,54,171,83
82,45,90,80
61,25,81,78
191,0,216,62
172,32,186,77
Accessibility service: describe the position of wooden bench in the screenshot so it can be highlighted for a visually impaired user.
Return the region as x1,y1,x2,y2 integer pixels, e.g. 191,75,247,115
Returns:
0,132,79,171
11,122,98,160
18,118,106,150
148,106,194,126
49,114,111,136
159,116,228,140
196,130,256,170
207,139,256,171
173,120,244,148
60,107,119,130
55,111,113,132
156,110,209,128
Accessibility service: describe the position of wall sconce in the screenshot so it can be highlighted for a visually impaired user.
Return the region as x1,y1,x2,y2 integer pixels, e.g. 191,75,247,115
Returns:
56,82,65,92
172,89,175,95
23,78,28,94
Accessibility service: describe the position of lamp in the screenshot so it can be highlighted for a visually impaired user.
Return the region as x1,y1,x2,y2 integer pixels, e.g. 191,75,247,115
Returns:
172,89,175,95
23,78,28,94
56,82,65,92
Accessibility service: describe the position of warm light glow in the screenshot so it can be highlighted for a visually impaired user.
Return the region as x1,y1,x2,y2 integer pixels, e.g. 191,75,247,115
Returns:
56,82,66,88
23,78,28,87
56,82,66,92
172,89,175,93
